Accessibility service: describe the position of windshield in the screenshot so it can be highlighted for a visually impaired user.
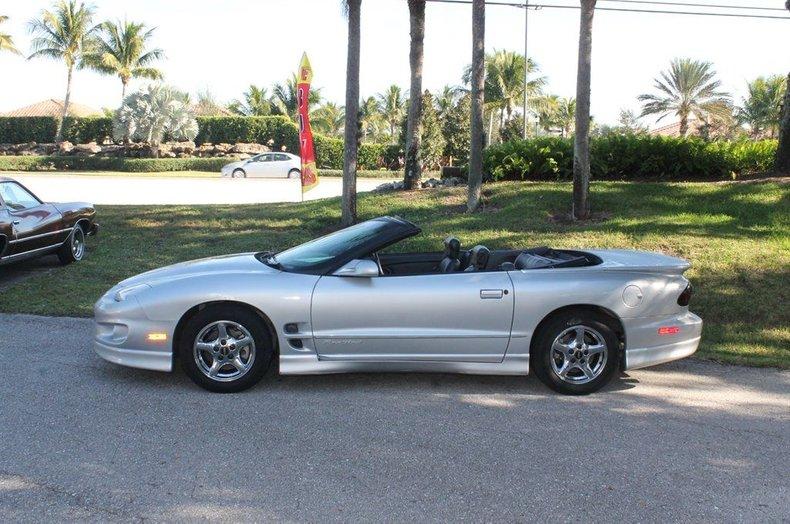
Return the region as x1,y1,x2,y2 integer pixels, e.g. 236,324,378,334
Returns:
270,220,392,271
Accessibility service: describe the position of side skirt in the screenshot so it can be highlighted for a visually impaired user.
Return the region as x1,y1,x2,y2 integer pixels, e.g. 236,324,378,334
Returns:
279,352,530,376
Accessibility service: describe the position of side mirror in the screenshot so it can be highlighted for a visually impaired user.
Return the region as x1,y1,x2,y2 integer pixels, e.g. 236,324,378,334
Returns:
333,259,379,278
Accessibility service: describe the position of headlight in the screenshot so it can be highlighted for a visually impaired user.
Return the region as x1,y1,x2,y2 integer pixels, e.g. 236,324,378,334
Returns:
114,283,151,302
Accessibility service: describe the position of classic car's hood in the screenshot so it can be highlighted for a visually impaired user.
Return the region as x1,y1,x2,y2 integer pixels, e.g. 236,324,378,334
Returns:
51,201,95,216
588,249,691,275
117,253,277,289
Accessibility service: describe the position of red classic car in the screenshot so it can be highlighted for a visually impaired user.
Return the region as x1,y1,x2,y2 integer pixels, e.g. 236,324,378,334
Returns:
0,177,98,266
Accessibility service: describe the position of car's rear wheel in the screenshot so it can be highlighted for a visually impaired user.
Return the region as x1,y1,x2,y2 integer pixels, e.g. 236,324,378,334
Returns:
57,226,85,265
288,169,301,179
531,310,620,395
179,305,274,393
232,169,246,178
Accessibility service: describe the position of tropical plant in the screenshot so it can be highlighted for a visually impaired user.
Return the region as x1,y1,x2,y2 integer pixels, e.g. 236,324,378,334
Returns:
28,0,97,142
468,0,485,211
534,95,576,137
83,19,164,101
617,109,647,134
572,0,596,220
113,84,198,156
404,0,426,190
441,92,471,166
359,96,383,142
399,91,445,171
312,102,345,137
776,72,790,173
0,15,21,55
738,75,787,138
377,84,406,141
435,84,461,118
271,73,322,123
341,0,361,226
638,58,731,137
193,89,228,117
229,85,273,117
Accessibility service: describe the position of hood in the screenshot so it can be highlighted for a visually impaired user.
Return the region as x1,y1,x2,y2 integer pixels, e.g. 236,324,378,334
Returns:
116,252,277,289
588,249,691,275
51,201,95,215
223,159,247,170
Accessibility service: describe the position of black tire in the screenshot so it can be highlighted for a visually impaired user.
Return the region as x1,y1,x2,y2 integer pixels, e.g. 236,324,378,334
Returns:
531,309,621,395
57,226,86,265
288,169,301,179
178,305,274,393
232,169,246,178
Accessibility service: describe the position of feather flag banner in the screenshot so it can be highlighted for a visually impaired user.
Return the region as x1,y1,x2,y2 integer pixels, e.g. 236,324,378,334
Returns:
297,52,319,193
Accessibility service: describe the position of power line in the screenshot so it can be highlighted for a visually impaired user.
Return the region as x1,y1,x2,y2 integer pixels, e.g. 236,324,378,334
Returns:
424,0,790,19
600,0,787,12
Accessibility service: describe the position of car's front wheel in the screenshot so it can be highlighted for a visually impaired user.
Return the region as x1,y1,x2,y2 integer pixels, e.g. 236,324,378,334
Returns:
179,305,274,393
232,169,246,178
57,225,86,265
531,310,620,395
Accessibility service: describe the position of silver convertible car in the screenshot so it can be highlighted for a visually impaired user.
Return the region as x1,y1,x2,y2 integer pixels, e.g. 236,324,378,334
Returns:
94,216,702,395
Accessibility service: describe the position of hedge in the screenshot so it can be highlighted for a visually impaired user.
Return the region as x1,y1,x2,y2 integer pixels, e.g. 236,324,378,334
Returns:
484,136,778,181
0,156,234,173
0,115,401,170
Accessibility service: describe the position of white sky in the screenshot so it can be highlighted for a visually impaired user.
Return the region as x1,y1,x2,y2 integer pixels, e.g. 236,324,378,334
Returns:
0,0,788,126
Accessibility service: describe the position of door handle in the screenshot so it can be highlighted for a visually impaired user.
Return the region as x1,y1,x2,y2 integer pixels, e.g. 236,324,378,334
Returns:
12,220,20,225
480,289,504,299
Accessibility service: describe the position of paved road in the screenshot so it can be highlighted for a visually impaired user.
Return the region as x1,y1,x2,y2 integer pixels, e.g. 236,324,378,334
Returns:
0,314,788,522
10,174,395,205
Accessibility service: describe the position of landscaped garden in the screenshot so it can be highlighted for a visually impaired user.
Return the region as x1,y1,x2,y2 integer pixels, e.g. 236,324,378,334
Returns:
1,179,786,369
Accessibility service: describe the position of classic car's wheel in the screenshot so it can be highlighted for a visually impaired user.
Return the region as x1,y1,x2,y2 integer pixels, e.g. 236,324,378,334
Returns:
232,169,246,178
531,310,620,395
288,169,301,179
57,226,86,265
179,305,274,393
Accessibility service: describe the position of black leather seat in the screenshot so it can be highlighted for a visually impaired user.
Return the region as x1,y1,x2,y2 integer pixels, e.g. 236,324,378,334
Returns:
438,236,461,273
464,245,490,272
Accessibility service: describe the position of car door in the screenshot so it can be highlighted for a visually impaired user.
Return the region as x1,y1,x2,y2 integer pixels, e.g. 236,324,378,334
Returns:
311,271,515,362
272,153,291,177
0,181,64,255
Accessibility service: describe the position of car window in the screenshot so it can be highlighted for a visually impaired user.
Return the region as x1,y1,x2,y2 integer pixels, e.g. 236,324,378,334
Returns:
271,220,392,271
0,182,40,211
261,154,274,162
274,154,289,161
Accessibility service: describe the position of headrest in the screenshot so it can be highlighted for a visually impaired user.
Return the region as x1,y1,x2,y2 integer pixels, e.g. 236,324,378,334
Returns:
515,252,554,270
467,245,490,270
443,236,461,258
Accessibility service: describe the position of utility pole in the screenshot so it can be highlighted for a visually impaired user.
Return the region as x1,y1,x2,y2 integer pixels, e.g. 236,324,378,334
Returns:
522,1,529,139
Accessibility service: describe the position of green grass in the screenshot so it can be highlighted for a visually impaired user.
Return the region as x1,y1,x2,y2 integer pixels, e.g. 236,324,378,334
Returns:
0,180,787,368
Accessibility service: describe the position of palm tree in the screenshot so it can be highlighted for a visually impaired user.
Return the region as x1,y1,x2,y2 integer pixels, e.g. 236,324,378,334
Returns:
83,19,164,101
271,74,322,122
28,0,97,142
467,0,485,212
377,84,406,141
435,85,460,118
555,97,576,138
777,72,790,174
572,0,596,221
0,15,21,55
359,96,382,142
738,75,787,138
341,0,361,226
638,58,731,137
229,85,273,116
312,102,345,137
404,0,426,190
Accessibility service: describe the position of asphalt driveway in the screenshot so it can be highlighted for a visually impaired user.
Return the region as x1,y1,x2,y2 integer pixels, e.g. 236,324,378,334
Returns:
1,313,788,522
9,174,395,205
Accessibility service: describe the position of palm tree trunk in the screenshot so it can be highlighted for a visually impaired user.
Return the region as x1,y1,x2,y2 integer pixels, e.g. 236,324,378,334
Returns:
775,72,790,174
572,0,596,221
487,111,494,146
121,79,128,101
679,113,689,137
467,0,485,212
342,0,361,226
404,0,425,190
55,65,74,143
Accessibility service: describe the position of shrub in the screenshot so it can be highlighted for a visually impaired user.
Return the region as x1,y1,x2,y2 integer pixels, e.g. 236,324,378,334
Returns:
0,156,234,172
63,117,113,144
0,117,58,143
195,116,300,151
484,135,778,181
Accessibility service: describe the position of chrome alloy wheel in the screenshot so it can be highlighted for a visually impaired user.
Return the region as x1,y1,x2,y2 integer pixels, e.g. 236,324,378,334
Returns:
550,325,608,384
193,320,256,382
71,227,85,259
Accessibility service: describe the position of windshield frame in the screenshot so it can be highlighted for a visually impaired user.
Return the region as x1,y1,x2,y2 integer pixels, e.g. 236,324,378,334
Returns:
258,217,420,275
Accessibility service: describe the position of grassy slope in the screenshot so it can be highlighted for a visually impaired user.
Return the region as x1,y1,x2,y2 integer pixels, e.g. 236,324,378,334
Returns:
0,180,787,368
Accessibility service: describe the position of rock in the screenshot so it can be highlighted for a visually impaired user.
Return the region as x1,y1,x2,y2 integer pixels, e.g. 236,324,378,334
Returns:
73,142,101,155
231,142,268,155
57,141,74,154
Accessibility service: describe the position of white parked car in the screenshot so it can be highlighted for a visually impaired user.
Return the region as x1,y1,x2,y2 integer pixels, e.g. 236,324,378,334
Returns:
221,152,301,179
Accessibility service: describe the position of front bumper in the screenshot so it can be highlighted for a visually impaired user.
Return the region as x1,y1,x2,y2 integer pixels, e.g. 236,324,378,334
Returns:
93,293,174,372
623,311,703,370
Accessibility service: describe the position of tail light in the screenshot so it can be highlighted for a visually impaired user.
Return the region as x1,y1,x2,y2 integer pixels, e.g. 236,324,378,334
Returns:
677,282,693,306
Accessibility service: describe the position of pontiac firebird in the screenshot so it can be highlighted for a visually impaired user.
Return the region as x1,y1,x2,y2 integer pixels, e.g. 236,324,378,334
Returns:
94,216,702,395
